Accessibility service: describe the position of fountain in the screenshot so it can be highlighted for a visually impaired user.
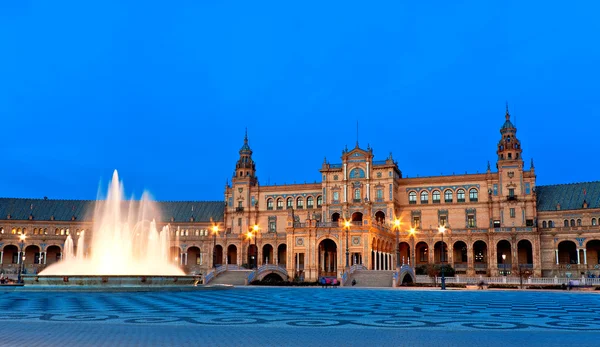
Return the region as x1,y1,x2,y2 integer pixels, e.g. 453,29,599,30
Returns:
26,170,202,287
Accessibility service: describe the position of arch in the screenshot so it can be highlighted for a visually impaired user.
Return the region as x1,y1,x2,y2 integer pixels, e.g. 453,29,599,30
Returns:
564,219,569,227
2,245,18,264
286,197,293,209
374,211,385,224
398,242,410,265
542,221,547,228
497,240,512,274
248,244,258,269
187,246,201,266
316,195,323,207
276,198,283,209
318,238,338,277
592,218,597,226
277,244,287,266
473,240,488,272
577,218,582,226
457,189,466,202
261,273,284,283
45,245,62,265
415,241,429,265
517,239,533,266
548,220,554,228
307,196,314,209
570,219,575,227
444,189,453,203
331,212,341,222
408,191,417,204
225,244,234,265
453,241,468,264
469,188,478,201
296,197,304,209
262,244,274,265
24,245,41,265
585,240,600,265
432,190,441,203
266,198,274,210
434,241,448,263
420,191,429,203
349,168,365,178
351,212,363,222
557,240,577,264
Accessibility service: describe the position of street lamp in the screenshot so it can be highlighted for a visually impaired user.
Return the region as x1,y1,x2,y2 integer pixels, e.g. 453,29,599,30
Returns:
344,220,351,269
212,225,219,269
438,225,446,290
251,224,259,269
394,218,401,268
17,234,26,284
409,227,416,267
502,253,507,276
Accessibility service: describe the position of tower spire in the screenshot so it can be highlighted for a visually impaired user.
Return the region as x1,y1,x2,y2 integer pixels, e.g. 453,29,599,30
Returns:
356,121,359,147
505,102,510,120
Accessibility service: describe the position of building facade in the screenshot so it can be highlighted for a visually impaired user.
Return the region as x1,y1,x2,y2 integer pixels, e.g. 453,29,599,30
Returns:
1,108,599,280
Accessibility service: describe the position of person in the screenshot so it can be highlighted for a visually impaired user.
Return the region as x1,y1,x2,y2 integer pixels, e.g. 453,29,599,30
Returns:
351,279,357,286
478,280,485,290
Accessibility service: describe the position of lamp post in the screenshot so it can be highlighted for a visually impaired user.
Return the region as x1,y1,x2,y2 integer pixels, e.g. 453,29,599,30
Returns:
252,224,259,269
394,219,401,268
344,220,351,269
438,226,446,290
502,253,506,276
212,225,219,270
409,227,416,267
17,234,26,284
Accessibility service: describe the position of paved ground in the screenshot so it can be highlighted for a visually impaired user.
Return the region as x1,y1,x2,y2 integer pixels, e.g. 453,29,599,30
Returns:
0,287,599,346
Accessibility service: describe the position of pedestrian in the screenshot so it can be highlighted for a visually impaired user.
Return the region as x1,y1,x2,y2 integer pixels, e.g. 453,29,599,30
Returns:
351,279,356,286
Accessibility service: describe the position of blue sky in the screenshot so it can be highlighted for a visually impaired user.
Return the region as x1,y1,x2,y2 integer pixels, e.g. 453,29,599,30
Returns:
1,1,598,201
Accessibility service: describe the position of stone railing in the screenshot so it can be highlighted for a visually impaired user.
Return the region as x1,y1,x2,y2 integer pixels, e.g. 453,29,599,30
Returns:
416,275,600,286
341,264,365,286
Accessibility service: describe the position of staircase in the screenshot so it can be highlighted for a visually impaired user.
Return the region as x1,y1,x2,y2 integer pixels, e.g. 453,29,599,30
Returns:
348,270,394,287
210,270,253,285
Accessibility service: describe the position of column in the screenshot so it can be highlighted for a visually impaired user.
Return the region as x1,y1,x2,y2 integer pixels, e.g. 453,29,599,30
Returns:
583,249,588,265
0,251,2,264
43,252,47,264
375,251,379,270
17,251,21,264
577,249,581,265
555,249,559,265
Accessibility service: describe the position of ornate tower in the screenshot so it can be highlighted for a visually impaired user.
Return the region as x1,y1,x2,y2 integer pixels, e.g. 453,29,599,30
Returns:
232,129,258,186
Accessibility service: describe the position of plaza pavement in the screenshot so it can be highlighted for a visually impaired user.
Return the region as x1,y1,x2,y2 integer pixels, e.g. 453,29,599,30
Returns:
0,286,598,346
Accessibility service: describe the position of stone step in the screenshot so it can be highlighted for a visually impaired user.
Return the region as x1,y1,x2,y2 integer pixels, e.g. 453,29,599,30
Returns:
349,270,394,287
211,270,253,285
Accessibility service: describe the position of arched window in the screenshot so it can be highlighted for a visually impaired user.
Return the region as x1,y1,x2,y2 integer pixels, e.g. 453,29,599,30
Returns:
349,168,365,178
592,218,597,226
409,191,417,204
542,221,547,228
316,196,323,207
420,191,429,204
549,221,554,228
457,189,466,202
307,196,314,208
296,197,304,209
286,198,293,209
444,190,453,203
276,198,284,210
570,219,575,227
564,220,569,227
267,198,274,210
469,188,478,202
577,219,582,226
432,190,441,203
354,189,361,201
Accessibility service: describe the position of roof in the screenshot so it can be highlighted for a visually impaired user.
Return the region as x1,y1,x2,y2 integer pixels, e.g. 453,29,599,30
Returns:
536,182,600,211
0,198,224,223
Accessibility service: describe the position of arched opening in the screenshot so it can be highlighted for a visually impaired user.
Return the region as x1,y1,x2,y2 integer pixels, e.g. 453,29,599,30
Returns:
318,239,337,277
497,240,512,275
262,244,274,265
187,246,201,266
169,246,182,265
473,240,488,274
398,242,410,265
2,245,18,264
401,273,414,285
586,240,600,265
248,244,258,269
453,241,467,273
434,241,448,264
262,273,284,283
351,212,363,222
517,239,533,267
224,245,234,265
558,240,577,265
24,245,41,265
331,212,340,222
277,244,287,266
375,211,385,224
45,245,61,265
415,241,429,266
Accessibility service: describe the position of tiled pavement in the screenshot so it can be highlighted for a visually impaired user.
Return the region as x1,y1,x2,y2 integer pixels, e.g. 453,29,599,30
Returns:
0,287,599,346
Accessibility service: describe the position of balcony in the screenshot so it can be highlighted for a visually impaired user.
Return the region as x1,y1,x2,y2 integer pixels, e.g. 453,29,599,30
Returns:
353,199,361,203
235,207,244,212
507,195,518,201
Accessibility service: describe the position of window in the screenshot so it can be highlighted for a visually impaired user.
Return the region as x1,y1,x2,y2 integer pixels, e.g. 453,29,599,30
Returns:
549,221,554,228
570,219,575,227
542,221,547,228
297,198,304,209
444,190,453,203
286,198,293,209
493,220,501,228
508,188,515,197
577,219,582,226
457,189,465,203
237,218,241,226
0,227,3,234
376,189,383,199
469,188,478,202
564,220,569,227
493,184,498,196
409,191,417,204
267,199,273,210
269,221,276,232
439,215,447,227
333,191,339,202
307,197,314,208
316,196,323,207
593,218,597,226
525,183,531,195
412,216,421,229
238,201,242,208
467,215,475,228
432,190,441,203
420,191,429,204
354,189,361,201
277,199,283,210
510,208,516,218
